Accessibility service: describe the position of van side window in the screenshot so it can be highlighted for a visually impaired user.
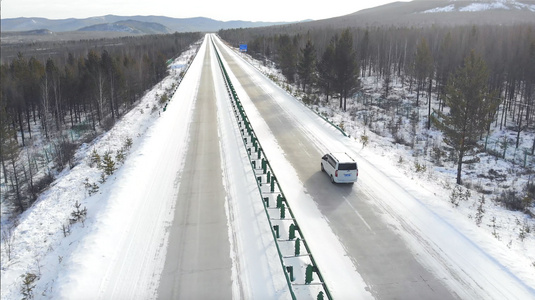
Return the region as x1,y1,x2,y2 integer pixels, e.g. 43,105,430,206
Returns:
327,156,336,168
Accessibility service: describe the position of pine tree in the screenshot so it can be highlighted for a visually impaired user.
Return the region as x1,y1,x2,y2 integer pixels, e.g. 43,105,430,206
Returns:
527,40,535,155
0,88,13,184
11,53,30,145
278,35,298,83
115,149,126,164
86,50,105,125
0,101,24,211
359,29,370,77
414,38,433,107
101,151,116,176
433,50,499,185
436,32,456,111
90,149,101,168
20,272,37,300
318,39,336,102
334,29,359,111
70,200,87,225
297,39,317,93
46,58,62,132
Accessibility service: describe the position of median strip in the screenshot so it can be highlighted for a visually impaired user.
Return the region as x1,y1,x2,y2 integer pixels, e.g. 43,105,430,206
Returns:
212,38,332,300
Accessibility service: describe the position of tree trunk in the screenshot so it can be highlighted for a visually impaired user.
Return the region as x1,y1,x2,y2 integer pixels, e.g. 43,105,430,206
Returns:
427,76,432,130
10,159,23,212
89,97,96,130
95,70,104,125
456,148,464,185
41,75,50,140
69,104,74,127
416,80,422,106
17,108,25,146
516,106,523,149
25,107,32,139
26,149,34,194
53,79,61,132
32,102,37,125
456,137,465,185
109,74,116,122
1,156,8,184
500,98,506,130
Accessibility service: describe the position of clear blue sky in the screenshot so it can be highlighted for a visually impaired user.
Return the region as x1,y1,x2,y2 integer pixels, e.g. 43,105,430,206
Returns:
1,0,409,21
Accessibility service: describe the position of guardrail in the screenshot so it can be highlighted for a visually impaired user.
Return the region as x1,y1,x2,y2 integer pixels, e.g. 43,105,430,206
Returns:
211,37,332,300
314,112,348,137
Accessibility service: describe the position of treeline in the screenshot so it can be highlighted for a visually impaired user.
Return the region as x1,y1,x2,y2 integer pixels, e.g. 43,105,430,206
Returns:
0,32,201,213
220,24,535,192
219,25,535,147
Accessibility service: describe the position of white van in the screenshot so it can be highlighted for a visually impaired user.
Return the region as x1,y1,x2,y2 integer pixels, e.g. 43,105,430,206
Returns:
321,152,358,183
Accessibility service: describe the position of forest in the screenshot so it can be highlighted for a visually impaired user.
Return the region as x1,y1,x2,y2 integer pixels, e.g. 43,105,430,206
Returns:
0,32,201,215
220,24,534,125
218,23,535,212
1,22,534,218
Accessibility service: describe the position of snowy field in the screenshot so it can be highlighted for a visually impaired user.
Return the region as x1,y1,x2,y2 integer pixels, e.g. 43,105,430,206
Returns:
1,32,534,300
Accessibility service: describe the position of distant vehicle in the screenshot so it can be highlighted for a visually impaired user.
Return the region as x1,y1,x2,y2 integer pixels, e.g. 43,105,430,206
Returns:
321,152,358,184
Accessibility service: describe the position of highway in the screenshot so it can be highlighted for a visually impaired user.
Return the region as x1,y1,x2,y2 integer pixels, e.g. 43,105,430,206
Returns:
39,34,532,300
157,37,233,299
211,35,458,299
154,34,534,299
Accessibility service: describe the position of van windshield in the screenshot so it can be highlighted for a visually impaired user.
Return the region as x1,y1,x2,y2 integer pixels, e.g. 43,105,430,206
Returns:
338,163,357,170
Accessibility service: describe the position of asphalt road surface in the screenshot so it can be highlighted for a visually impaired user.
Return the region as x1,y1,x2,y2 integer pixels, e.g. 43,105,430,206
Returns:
157,38,233,299
213,36,459,300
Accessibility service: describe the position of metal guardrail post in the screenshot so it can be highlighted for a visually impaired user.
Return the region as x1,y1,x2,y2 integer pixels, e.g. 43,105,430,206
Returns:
289,224,296,240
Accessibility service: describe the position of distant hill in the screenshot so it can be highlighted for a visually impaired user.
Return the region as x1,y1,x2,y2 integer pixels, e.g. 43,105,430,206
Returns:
302,0,535,28
2,29,54,36
0,15,294,33
78,20,172,34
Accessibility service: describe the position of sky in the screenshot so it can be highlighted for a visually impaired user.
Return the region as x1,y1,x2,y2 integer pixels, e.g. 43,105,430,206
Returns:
1,0,409,22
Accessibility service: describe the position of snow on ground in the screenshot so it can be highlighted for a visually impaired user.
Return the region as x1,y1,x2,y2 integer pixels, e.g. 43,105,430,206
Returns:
54,39,205,299
2,30,534,300
460,2,509,12
1,34,291,300
214,37,374,299
0,41,201,299
210,41,291,299
421,0,535,13
422,4,456,13
232,43,535,297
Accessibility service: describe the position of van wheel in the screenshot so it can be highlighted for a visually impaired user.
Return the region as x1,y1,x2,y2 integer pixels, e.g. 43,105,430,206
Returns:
330,175,335,184
321,163,324,172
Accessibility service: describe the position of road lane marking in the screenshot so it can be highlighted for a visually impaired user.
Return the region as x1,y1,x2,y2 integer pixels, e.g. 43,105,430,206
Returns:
343,196,374,233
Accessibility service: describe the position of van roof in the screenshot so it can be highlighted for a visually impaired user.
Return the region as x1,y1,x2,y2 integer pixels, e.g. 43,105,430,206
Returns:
330,152,355,163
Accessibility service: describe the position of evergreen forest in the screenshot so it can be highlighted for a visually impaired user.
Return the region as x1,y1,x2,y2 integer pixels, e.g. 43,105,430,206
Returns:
219,24,535,213
0,32,201,215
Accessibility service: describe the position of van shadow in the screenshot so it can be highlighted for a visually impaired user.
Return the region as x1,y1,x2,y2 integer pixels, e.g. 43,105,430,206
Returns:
303,171,355,214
